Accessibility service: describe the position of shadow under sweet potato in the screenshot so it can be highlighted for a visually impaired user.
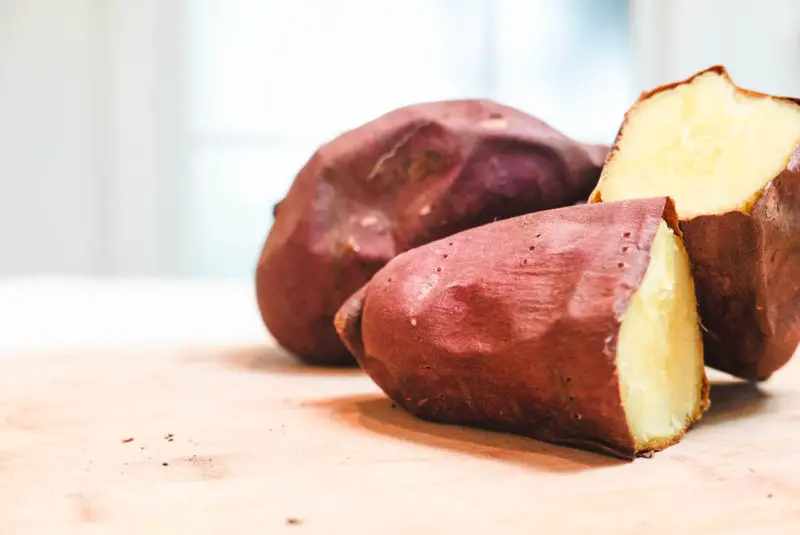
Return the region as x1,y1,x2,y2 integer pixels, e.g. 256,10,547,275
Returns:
695,379,770,428
315,394,624,473
184,343,363,376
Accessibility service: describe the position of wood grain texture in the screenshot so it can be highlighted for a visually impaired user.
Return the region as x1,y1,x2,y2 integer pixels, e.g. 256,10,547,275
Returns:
0,279,799,534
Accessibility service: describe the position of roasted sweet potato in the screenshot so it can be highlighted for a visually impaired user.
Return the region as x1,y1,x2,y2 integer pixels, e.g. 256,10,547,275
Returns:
335,197,709,459
589,66,800,380
257,100,609,365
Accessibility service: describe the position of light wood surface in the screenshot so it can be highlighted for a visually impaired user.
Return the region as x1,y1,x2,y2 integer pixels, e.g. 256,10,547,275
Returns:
1,278,799,534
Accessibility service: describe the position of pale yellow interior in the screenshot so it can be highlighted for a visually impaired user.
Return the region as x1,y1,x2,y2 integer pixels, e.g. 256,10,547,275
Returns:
595,72,800,218
616,221,705,449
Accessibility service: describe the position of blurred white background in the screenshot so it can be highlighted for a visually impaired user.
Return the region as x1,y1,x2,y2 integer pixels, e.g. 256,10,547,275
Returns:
1,0,798,279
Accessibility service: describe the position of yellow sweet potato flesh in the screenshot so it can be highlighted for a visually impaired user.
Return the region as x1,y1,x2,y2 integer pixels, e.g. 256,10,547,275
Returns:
596,72,800,218
617,221,706,450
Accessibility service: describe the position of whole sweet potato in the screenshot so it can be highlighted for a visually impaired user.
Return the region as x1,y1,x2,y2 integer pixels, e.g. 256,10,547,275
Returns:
335,197,709,459
256,100,609,365
590,66,800,380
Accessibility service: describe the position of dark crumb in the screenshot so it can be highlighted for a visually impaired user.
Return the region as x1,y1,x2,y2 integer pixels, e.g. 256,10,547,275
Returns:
640,451,654,459
121,437,134,444
162,462,169,467
140,446,146,451
390,403,397,409
768,494,773,499
286,518,302,526
165,433,174,442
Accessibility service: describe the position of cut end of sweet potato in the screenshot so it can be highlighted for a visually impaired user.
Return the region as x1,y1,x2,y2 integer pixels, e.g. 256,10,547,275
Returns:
617,220,708,453
593,69,800,218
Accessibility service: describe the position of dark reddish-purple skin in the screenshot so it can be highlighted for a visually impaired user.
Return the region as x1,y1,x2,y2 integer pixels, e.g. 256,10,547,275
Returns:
335,197,705,459
591,66,800,381
256,99,609,366
682,147,800,380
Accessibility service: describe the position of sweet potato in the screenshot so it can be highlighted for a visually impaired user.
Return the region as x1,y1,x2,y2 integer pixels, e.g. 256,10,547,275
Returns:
256,100,609,365
589,66,800,380
335,197,709,459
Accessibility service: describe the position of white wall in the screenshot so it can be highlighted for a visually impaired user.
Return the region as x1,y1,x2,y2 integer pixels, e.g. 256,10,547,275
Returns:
631,0,800,95
0,0,102,274
2,0,798,278
0,0,635,278
0,0,184,277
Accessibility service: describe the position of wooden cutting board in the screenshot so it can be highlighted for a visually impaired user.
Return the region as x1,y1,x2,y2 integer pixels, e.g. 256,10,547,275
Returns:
1,279,799,534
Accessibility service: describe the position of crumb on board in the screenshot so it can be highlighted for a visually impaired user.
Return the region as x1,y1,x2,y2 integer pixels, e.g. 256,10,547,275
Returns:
286,518,302,525
768,494,773,499
162,462,169,467
121,437,134,444
165,433,174,442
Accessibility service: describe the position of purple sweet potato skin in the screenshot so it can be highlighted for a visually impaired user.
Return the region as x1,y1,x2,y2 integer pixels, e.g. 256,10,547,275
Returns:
335,197,695,458
256,99,609,365
682,147,800,380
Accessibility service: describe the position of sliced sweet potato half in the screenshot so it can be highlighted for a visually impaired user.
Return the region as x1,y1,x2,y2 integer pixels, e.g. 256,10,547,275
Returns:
590,66,800,380
336,198,709,459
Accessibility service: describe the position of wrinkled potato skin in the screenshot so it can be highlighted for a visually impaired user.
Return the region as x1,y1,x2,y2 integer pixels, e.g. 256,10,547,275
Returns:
335,198,687,458
257,100,609,365
590,66,800,381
